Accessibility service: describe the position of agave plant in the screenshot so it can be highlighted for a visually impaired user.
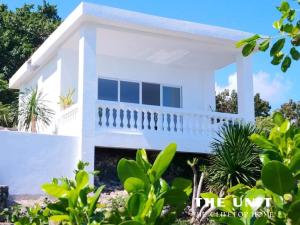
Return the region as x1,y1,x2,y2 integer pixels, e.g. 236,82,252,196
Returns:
207,122,261,190
59,88,75,109
19,87,54,132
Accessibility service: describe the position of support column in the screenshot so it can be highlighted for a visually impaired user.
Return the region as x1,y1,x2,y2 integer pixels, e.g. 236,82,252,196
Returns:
77,25,97,175
236,56,254,122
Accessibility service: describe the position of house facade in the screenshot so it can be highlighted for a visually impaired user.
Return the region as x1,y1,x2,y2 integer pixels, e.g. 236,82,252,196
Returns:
3,2,254,194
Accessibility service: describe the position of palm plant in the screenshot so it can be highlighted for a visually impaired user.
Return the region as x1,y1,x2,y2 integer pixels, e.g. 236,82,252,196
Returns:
207,122,261,190
19,88,54,132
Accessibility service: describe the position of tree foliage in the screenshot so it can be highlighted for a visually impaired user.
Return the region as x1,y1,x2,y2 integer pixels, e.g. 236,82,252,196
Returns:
216,89,271,117
237,1,300,72
279,99,300,127
0,1,61,126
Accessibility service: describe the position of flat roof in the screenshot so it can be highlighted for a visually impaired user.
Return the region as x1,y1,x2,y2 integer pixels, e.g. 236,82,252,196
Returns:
9,2,253,89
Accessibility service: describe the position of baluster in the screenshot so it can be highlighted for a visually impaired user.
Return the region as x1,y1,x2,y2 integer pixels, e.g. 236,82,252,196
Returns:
136,110,142,130
182,113,188,134
178,113,183,133
156,112,162,132
108,107,114,128
150,111,155,131
163,113,168,131
169,113,174,132
128,109,132,129
98,107,103,127
115,107,121,128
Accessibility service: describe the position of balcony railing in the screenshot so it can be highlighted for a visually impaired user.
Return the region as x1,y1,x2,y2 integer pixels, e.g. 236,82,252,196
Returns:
57,104,78,135
97,101,242,136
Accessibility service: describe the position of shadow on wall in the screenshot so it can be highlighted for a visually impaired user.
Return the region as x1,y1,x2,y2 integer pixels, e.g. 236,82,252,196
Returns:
94,147,209,192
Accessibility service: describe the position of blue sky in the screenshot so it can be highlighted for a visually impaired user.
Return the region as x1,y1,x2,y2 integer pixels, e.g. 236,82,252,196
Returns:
3,0,300,110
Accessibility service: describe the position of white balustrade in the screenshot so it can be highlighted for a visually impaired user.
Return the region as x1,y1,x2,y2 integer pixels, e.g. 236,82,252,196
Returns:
96,101,242,135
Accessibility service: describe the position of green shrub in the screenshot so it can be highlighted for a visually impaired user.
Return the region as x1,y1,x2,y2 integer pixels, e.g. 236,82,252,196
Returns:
207,122,261,190
105,143,193,225
41,161,105,225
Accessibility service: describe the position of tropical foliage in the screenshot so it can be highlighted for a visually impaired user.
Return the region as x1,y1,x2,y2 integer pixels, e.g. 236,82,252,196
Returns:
207,122,261,190
237,1,300,72
18,88,54,132
106,143,192,225
41,161,105,225
207,112,300,225
0,1,61,125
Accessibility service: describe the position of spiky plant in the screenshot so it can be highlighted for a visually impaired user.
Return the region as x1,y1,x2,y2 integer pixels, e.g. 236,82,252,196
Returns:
19,88,54,132
207,122,261,190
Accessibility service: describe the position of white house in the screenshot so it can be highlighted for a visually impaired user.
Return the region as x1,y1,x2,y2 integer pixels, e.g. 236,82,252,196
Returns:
1,2,254,194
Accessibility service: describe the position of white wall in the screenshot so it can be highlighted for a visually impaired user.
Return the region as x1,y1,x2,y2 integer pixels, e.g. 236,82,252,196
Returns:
97,55,215,111
20,56,60,134
0,131,80,195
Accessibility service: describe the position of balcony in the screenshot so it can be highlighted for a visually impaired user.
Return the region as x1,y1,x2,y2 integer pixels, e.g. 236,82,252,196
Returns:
96,101,242,148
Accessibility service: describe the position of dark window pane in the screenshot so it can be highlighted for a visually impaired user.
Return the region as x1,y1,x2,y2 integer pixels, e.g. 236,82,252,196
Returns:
98,78,118,101
142,82,160,106
163,86,181,108
120,81,139,103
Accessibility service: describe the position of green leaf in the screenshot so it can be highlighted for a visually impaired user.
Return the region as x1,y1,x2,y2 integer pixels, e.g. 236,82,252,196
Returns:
289,152,300,173
262,161,295,195
273,112,285,126
213,217,244,225
236,34,260,48
259,150,283,165
253,216,267,225
119,221,143,225
280,120,290,133
88,185,104,216
124,177,145,193
41,183,68,198
258,40,270,51
117,159,147,184
288,200,300,225
250,134,275,150
127,193,147,217
290,47,300,60
49,215,70,222
136,149,151,172
271,52,284,65
270,38,285,56
242,41,256,56
75,170,89,190
282,23,293,33
278,1,290,13
200,192,219,207
171,177,192,196
151,143,177,181
281,56,292,72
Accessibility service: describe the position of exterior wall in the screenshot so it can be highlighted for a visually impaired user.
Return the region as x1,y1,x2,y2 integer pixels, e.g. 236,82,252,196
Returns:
96,55,215,111
20,56,60,134
0,131,79,195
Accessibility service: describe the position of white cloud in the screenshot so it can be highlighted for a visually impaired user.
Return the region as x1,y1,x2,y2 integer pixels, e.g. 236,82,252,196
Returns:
215,71,291,104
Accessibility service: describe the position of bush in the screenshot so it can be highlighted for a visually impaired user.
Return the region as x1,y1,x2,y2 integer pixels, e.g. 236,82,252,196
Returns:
207,122,261,190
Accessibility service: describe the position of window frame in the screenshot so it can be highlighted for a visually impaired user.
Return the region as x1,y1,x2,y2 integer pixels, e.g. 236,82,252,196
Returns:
98,76,182,108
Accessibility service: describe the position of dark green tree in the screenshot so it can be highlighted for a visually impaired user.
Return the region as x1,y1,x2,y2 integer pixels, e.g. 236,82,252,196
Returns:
254,93,271,117
216,89,271,117
0,1,61,126
279,99,300,127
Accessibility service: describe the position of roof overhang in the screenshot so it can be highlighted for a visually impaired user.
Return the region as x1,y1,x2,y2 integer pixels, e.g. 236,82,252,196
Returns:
9,2,254,89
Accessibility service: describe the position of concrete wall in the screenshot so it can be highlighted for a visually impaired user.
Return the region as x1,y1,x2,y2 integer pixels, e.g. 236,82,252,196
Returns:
0,131,79,195
97,55,215,111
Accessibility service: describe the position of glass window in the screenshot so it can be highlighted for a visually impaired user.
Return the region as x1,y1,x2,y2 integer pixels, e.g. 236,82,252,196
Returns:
98,78,118,101
142,82,160,106
163,86,181,108
120,81,139,103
